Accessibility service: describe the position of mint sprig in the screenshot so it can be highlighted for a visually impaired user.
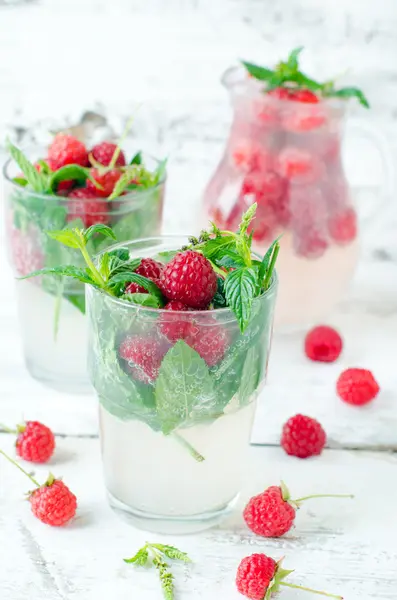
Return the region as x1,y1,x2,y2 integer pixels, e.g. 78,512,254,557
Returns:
124,542,191,600
182,203,279,332
242,47,370,108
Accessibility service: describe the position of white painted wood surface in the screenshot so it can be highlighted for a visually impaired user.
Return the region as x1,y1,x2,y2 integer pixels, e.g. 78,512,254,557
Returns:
1,434,397,600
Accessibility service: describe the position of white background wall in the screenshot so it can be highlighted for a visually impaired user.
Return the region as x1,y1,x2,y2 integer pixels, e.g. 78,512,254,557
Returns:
0,0,396,247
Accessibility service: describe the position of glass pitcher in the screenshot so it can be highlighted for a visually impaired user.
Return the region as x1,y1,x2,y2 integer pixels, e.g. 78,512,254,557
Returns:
203,67,393,329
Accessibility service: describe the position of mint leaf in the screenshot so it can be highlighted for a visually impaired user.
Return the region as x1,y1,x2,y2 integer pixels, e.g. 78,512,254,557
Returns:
48,165,88,192
47,229,83,249
241,61,274,81
286,46,303,71
238,203,257,236
108,247,130,262
327,86,370,108
216,250,246,269
224,267,257,332
84,224,116,244
108,169,134,200
155,341,216,434
258,236,281,282
154,158,167,184
18,265,96,285
153,557,174,600
150,544,191,563
124,547,149,566
212,277,227,308
13,177,28,187
123,293,161,308
130,151,142,165
108,272,163,301
65,292,86,314
238,345,262,407
199,235,236,260
6,139,48,193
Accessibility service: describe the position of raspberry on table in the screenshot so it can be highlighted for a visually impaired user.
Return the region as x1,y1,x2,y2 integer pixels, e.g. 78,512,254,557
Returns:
337,368,379,406
47,133,89,170
159,250,217,309
91,141,126,167
305,325,343,363
30,478,77,527
243,485,295,538
125,258,163,295
236,553,277,600
66,188,109,227
16,421,55,464
86,168,122,198
119,335,167,383
281,414,326,458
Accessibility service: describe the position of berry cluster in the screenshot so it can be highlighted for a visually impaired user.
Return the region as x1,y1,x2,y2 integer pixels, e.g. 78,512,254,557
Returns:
206,48,363,259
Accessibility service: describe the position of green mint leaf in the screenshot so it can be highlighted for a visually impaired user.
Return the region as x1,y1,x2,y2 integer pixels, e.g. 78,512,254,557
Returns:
238,345,262,407
18,265,96,285
84,224,116,244
153,557,174,600
199,235,236,260
286,46,303,71
108,168,136,200
212,277,227,308
6,139,48,193
238,203,257,236
47,229,84,249
224,267,257,332
37,159,52,175
155,341,216,434
13,177,28,187
151,544,191,563
327,86,370,108
108,247,130,261
64,292,86,314
290,71,323,91
241,61,274,81
153,158,167,184
130,151,142,165
122,293,161,308
124,547,150,566
157,250,177,263
48,165,89,192
108,272,163,301
263,241,280,289
258,236,282,282
215,250,246,269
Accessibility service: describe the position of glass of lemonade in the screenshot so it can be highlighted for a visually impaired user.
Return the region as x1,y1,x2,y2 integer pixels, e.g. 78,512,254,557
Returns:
87,236,278,534
3,148,165,393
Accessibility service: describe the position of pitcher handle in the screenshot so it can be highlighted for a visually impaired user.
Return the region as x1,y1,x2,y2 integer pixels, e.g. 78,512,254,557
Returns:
346,119,395,220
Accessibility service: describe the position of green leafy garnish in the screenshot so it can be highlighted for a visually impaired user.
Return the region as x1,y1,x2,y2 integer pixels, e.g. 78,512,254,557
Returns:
6,139,48,193
242,47,370,108
124,542,191,600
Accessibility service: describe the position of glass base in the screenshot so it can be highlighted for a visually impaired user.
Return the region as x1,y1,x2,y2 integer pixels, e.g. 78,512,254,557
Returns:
25,359,93,395
107,491,238,535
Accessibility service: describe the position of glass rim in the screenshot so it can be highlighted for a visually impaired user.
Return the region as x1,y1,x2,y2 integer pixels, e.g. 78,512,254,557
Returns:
2,148,167,203
90,235,278,321
221,65,347,107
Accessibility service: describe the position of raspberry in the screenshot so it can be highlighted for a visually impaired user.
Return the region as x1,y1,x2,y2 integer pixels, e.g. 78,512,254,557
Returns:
159,301,194,342
241,170,285,202
9,222,44,277
119,335,167,383
47,134,89,170
288,89,319,103
16,421,55,463
159,250,217,309
236,554,277,600
56,179,75,194
186,323,229,367
232,141,273,173
125,258,163,295
86,168,122,197
268,87,291,101
281,414,326,458
243,485,295,538
328,208,357,245
336,368,379,406
304,325,343,363
67,188,109,227
91,141,126,167
277,147,322,182
30,477,77,527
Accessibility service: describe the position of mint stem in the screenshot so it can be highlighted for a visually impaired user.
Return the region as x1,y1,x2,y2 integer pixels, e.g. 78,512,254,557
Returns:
109,115,136,169
294,493,354,503
281,582,343,599
172,432,205,462
263,242,280,289
0,449,40,488
0,424,16,434
53,277,64,341
80,245,106,288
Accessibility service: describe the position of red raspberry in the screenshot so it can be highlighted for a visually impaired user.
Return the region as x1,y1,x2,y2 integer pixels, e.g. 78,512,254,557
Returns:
119,336,167,383
186,323,229,367
232,141,273,173
243,485,295,538
86,168,122,197
236,554,277,600
336,368,379,406
277,147,323,182
328,208,357,245
159,301,194,343
16,421,55,463
281,414,326,458
47,133,89,170
304,325,343,363
91,141,126,167
30,477,77,527
9,222,44,277
268,87,291,101
56,180,75,195
159,250,217,309
125,258,163,295
67,188,109,227
288,89,319,103
241,170,285,202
